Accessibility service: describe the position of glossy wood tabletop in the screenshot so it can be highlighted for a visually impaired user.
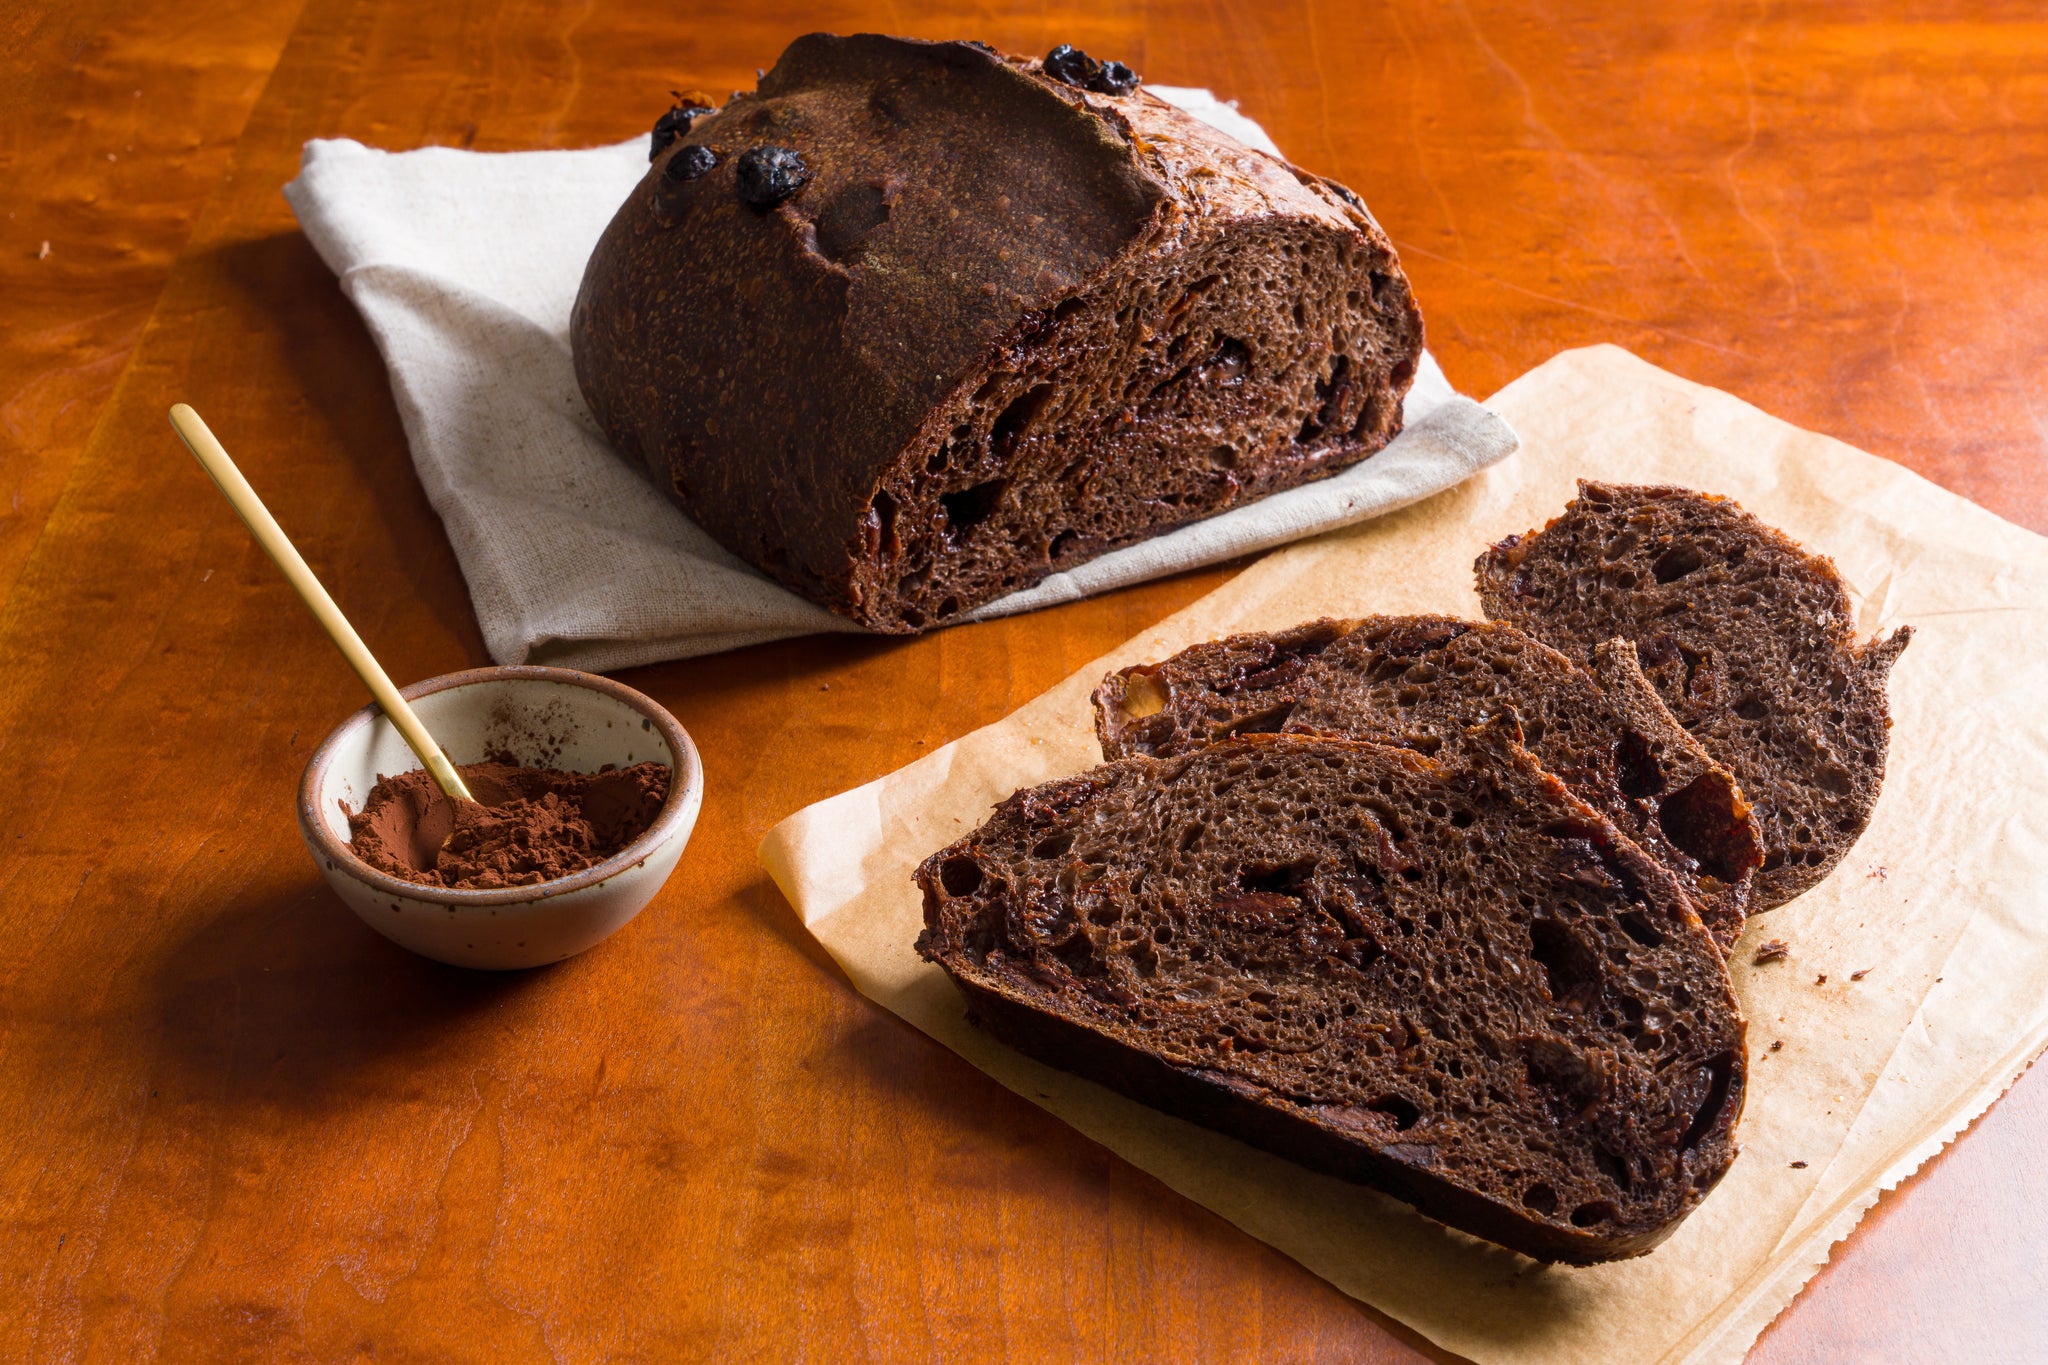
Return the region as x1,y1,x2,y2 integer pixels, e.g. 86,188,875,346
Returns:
4,2,2045,1360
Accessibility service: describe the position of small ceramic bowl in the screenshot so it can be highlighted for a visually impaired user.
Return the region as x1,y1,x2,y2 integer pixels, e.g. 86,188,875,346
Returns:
298,665,703,970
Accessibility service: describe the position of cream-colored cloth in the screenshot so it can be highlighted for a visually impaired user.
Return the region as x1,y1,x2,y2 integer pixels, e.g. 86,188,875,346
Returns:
758,345,2048,1365
282,90,1517,670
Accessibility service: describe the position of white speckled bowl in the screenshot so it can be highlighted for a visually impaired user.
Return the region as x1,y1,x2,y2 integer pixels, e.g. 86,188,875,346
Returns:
298,666,703,970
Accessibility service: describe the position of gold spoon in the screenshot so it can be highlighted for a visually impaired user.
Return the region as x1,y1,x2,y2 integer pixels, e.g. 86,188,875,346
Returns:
169,403,474,804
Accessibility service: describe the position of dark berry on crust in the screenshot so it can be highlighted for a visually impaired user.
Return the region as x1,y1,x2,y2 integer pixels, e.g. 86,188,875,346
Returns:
1042,43,1098,88
649,100,714,161
1090,60,1140,96
1043,45,1140,96
735,146,811,209
663,143,717,182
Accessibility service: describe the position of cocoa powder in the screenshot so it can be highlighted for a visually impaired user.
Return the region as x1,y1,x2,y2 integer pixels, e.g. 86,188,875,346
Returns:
344,759,670,889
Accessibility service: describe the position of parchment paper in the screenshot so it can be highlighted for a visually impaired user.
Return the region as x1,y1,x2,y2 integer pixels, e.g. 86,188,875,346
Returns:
758,345,2048,1365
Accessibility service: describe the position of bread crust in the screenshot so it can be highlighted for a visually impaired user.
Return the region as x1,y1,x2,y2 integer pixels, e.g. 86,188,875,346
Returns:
573,34,1424,630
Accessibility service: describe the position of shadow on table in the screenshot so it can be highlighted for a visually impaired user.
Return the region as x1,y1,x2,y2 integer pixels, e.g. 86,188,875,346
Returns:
146,876,545,1109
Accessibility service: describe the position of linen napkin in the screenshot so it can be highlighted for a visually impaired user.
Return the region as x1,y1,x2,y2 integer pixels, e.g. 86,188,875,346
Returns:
283,88,1518,671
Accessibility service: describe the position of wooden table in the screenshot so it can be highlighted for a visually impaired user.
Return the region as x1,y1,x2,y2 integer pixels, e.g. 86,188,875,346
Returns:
5,3,2045,1359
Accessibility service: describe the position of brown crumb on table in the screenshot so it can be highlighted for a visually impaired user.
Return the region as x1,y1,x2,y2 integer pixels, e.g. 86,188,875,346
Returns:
1850,968,1869,981
1752,939,1791,965
1816,973,1828,985
1770,1040,1783,1052
1868,865,1888,880
1790,1161,1808,1169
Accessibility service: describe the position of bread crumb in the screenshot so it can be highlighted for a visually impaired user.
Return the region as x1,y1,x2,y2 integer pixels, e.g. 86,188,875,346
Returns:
1752,939,1790,965
37,240,50,259
1816,973,1828,985
1850,968,1869,981
1790,1160,1808,1169
1770,1040,1783,1052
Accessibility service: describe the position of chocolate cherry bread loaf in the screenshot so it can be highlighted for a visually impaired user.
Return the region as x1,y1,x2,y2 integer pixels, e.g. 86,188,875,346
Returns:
1093,615,1764,949
1476,482,1911,908
915,728,1746,1263
573,33,1425,632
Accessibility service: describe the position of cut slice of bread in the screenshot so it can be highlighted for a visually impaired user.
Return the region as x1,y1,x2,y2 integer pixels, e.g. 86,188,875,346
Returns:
1094,615,1763,949
915,728,1746,1264
1475,481,1911,907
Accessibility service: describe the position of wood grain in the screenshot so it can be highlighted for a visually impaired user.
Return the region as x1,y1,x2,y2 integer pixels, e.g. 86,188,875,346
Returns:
0,0,306,610
1,1,2043,1361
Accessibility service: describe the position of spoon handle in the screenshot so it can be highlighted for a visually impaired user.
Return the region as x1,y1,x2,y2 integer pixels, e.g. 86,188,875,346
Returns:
169,403,474,804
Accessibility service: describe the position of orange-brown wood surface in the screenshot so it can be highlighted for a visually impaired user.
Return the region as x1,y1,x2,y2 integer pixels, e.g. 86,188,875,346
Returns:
4,2,2045,1360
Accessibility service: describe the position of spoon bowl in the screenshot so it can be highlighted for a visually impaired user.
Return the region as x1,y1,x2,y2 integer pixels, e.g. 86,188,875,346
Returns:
298,666,703,969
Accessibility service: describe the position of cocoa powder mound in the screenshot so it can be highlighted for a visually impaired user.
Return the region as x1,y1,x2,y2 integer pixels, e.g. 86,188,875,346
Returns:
344,759,671,890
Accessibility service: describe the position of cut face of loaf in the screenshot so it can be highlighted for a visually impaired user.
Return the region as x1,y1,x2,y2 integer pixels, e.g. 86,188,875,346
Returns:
1475,482,1911,907
572,34,1424,632
1093,616,1764,950
916,731,1746,1264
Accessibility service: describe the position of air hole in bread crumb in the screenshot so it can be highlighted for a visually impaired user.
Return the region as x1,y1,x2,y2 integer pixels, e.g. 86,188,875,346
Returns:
990,384,1052,452
1368,1095,1421,1130
940,478,1009,543
1653,543,1706,583
938,856,983,896
1618,911,1665,949
1570,1200,1619,1227
1529,918,1600,1010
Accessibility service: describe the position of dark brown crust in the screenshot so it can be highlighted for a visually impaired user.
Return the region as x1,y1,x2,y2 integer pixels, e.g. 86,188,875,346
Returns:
915,731,1746,1264
954,980,1690,1262
572,34,1424,631
1474,482,1910,907
1092,615,1764,949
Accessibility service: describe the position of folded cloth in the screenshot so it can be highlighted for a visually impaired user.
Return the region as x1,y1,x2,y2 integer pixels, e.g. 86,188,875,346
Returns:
283,88,1519,671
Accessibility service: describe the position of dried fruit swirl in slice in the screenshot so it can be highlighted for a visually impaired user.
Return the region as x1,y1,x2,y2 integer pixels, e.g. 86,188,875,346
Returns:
915,728,1746,1264
1475,482,1910,907
1093,615,1764,949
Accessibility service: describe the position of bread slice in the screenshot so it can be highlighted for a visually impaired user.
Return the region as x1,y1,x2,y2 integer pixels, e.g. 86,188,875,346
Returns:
1475,482,1911,907
573,34,1424,632
1093,615,1764,949
915,728,1746,1263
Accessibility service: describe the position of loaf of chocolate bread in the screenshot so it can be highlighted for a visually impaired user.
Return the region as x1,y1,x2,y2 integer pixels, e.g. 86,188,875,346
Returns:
915,728,1746,1263
573,33,1425,632
1093,615,1764,949
1475,482,1911,907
